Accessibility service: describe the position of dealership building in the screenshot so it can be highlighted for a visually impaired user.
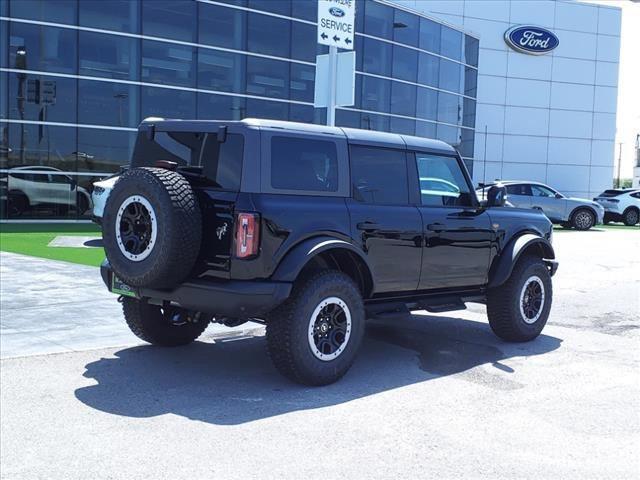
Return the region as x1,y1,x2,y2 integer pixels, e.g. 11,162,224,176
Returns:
0,0,621,221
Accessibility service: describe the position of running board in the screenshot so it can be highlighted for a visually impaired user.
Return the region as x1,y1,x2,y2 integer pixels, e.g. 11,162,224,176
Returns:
420,299,467,313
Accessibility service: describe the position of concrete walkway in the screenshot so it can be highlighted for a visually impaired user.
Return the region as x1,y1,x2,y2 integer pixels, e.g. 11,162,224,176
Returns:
0,252,237,359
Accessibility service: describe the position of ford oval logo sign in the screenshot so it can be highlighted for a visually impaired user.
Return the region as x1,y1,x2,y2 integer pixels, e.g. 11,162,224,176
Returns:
504,25,559,55
329,7,345,18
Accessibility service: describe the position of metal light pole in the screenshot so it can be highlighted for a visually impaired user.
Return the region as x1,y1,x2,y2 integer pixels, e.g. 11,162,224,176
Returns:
616,142,623,188
15,47,27,164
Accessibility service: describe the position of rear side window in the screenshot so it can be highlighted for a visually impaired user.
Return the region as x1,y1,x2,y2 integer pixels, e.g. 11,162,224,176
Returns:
600,189,626,197
132,131,243,191
415,153,473,207
506,184,531,196
350,146,408,205
270,136,338,192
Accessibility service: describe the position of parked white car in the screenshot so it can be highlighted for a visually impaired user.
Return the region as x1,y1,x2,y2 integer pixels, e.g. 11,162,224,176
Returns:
594,188,640,226
6,166,92,216
91,175,119,223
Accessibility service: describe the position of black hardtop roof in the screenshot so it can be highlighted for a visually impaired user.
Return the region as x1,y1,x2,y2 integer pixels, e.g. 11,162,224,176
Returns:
140,117,457,155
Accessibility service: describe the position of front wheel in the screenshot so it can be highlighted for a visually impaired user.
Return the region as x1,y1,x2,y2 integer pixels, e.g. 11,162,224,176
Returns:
487,255,553,342
572,209,595,230
266,271,365,386
122,297,210,346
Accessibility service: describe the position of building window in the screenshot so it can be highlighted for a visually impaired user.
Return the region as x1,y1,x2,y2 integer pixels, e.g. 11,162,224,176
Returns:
246,56,289,99
437,91,462,125
418,53,439,88
9,74,77,123
78,80,139,128
440,25,463,61
197,93,245,121
9,23,77,74
79,32,140,80
362,37,392,77
392,45,418,83
364,1,395,40
141,40,195,87
198,49,245,93
141,86,195,119
360,75,391,113
77,128,136,172
393,9,419,47
439,59,462,93
290,63,315,103
391,81,416,117
142,0,196,42
417,87,438,122
464,35,479,68
198,3,246,50
8,0,77,24
79,0,140,34
245,98,288,121
247,13,290,58
419,17,441,55
6,123,77,171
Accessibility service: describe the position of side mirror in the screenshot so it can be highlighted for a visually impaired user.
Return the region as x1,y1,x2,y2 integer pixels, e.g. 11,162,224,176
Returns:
555,193,563,199
486,184,507,207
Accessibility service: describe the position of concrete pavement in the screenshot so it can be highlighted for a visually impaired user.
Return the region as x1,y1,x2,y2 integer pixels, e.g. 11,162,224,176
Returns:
1,229,639,479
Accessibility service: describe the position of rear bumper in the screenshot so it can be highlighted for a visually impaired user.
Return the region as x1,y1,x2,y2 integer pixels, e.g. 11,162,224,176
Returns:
100,261,292,318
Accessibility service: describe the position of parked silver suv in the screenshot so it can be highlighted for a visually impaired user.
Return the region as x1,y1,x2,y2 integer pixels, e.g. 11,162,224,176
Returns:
479,181,604,230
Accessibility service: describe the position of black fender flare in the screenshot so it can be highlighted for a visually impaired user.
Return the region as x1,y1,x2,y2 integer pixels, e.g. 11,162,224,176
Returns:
488,233,556,288
271,236,375,293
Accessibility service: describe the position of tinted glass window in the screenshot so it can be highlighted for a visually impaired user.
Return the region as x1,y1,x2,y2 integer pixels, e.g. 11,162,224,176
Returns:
199,133,243,191
291,22,318,63
290,63,315,103
506,184,531,196
393,10,419,47
460,128,474,159
247,0,289,15
364,1,394,40
441,25,462,61
9,74,77,123
140,86,196,119
142,40,195,87
462,98,476,128
142,0,196,42
79,32,140,80
437,124,461,149
6,123,77,170
439,59,462,92
198,49,245,93
351,146,408,205
245,98,288,120
416,121,436,139
9,23,76,74
419,17,441,54
246,57,289,98
437,92,462,124
390,81,416,117
360,112,390,132
415,153,472,207
197,93,246,120
464,66,477,97
417,87,437,121
247,13,290,58
362,37,391,77
198,3,246,49
465,35,479,67
9,0,76,24
77,128,136,172
392,45,418,83
418,53,439,88
78,80,139,128
360,75,391,113
271,137,338,192
390,117,415,136
79,0,140,33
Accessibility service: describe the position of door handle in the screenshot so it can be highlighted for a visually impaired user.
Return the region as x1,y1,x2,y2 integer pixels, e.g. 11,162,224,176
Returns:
357,221,381,231
427,223,445,232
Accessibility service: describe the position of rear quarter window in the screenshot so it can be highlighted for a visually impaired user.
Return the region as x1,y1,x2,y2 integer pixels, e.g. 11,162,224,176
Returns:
270,136,338,192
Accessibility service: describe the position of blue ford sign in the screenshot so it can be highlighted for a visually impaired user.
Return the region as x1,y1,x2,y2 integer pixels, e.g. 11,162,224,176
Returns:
504,25,559,55
329,7,345,18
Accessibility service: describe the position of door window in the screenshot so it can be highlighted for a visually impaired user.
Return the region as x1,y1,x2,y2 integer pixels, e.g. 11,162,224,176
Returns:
506,184,531,196
414,153,473,207
350,146,408,205
531,185,557,197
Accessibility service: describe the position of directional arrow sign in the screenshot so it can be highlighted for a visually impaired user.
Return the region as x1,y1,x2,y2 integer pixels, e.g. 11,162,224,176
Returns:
317,0,355,50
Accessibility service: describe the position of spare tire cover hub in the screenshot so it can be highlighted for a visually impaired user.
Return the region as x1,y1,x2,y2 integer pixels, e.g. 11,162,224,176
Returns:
115,195,157,262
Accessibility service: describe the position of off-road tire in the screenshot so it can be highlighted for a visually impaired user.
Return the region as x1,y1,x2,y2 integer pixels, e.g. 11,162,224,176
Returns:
266,270,365,386
571,208,595,231
623,208,639,226
487,255,553,342
102,167,201,289
122,297,209,346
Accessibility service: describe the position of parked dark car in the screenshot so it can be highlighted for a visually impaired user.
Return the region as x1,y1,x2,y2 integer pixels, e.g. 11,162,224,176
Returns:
99,119,558,385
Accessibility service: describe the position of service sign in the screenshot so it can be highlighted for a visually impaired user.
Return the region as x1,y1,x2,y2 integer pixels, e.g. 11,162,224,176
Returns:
317,0,355,49
504,25,559,55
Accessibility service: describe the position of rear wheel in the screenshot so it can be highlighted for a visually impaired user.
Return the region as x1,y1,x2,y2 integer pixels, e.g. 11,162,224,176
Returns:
122,297,210,346
623,208,639,226
266,270,365,386
572,209,595,230
487,255,552,342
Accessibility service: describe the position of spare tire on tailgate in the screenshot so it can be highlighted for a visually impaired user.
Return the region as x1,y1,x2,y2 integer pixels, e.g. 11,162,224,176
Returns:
102,167,202,289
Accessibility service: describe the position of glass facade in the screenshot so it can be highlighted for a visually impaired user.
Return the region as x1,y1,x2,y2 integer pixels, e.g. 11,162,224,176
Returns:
0,0,478,221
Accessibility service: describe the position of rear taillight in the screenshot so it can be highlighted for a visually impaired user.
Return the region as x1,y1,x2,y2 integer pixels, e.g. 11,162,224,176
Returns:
235,212,260,258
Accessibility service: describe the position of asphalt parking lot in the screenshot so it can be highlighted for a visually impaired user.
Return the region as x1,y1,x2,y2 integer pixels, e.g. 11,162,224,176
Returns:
1,227,639,479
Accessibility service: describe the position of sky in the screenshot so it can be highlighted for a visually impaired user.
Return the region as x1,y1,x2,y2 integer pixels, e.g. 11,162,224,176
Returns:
584,0,640,178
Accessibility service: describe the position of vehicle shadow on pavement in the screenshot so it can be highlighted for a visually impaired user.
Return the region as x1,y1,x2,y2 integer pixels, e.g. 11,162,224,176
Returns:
75,315,562,425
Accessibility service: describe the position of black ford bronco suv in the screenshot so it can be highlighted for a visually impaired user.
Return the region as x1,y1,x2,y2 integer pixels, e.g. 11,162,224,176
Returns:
99,118,558,386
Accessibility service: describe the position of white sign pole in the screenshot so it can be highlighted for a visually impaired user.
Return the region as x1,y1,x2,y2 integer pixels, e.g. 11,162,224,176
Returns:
327,46,338,126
